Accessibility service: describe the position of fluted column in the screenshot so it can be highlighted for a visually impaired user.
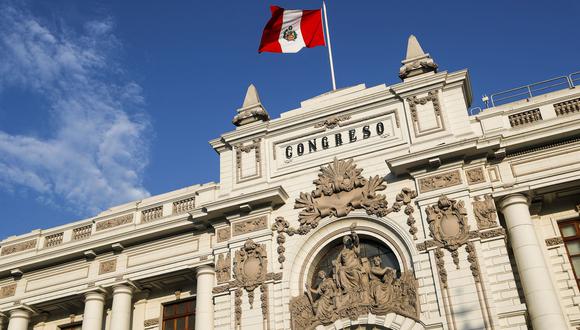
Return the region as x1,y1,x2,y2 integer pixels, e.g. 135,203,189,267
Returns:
81,291,105,330
499,193,568,329
6,309,30,330
110,284,134,330
195,265,215,330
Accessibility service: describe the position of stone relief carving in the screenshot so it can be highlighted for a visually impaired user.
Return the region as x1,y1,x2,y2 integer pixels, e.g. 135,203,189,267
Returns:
95,214,134,231
232,216,267,236
0,239,37,256
216,252,231,284
233,239,268,308
419,170,462,193
272,217,290,269
143,319,159,327
216,227,231,243
235,139,261,171
290,227,419,330
472,195,498,230
0,284,16,298
479,228,506,240
98,259,117,275
465,168,486,184
260,283,269,320
426,196,470,268
314,114,351,130
291,158,417,236
545,237,564,246
235,288,243,327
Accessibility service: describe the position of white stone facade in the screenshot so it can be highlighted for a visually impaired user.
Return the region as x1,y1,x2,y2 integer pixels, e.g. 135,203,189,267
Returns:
1,36,580,330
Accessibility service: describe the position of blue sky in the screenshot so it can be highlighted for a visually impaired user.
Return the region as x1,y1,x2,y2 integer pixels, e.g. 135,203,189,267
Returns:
0,0,578,240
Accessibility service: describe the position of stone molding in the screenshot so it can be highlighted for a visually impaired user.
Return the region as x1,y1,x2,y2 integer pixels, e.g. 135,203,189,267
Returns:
95,214,134,232
419,170,462,193
235,138,262,183
143,318,159,327
0,239,37,256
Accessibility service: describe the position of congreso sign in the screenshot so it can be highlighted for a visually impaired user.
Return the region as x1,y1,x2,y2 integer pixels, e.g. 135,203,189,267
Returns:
1,36,580,330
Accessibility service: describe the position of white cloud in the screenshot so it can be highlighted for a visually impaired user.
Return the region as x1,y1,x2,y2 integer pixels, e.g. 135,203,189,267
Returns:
0,3,150,215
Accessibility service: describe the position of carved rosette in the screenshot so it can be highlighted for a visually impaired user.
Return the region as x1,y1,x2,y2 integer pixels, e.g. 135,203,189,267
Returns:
426,196,470,268
472,195,498,230
291,158,417,235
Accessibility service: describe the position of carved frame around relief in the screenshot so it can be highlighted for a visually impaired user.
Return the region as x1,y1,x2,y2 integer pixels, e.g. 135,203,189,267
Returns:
291,158,418,237
233,239,268,307
426,196,470,267
235,138,262,183
407,90,444,137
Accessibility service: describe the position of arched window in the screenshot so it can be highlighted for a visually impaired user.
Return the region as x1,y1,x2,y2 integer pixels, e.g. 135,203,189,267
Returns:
310,236,400,287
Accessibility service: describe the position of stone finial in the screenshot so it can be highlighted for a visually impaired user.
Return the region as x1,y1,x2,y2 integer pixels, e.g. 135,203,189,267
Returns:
232,84,270,126
399,35,438,80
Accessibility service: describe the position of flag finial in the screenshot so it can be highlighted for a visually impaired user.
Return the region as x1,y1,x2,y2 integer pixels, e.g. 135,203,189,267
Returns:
232,84,270,127
399,34,438,81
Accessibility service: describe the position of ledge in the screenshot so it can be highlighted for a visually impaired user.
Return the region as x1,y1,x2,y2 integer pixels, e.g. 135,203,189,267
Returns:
201,186,289,219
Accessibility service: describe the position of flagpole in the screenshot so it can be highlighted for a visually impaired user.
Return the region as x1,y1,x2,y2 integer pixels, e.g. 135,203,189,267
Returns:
322,0,337,91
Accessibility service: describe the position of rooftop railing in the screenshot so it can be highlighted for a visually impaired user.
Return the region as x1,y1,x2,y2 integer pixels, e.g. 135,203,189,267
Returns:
489,71,578,107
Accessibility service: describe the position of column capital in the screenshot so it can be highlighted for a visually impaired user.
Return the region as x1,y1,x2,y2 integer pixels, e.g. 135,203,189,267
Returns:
112,284,134,295
84,290,106,302
498,193,529,211
196,264,215,277
8,308,31,319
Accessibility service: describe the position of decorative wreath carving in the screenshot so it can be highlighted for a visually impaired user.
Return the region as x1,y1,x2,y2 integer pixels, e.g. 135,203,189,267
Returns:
292,158,417,236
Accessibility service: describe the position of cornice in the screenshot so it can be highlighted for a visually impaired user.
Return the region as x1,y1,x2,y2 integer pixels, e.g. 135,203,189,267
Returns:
202,186,288,218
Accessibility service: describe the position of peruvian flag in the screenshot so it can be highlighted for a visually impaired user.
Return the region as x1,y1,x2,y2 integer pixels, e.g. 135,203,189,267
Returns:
259,5,325,53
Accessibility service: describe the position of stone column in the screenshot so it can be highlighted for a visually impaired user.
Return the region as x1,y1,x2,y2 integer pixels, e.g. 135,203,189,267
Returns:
499,193,568,329
0,313,6,330
81,291,105,330
110,284,134,330
6,309,30,330
195,265,215,330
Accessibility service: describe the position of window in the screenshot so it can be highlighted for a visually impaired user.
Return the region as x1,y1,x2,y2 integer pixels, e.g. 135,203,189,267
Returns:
162,298,195,330
59,323,82,330
558,220,580,288
310,236,400,287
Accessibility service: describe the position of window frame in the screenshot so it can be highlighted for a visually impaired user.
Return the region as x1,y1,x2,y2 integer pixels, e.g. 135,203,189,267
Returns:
558,219,580,289
161,297,196,330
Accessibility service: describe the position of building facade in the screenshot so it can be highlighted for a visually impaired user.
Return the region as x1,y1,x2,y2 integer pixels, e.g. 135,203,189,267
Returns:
1,36,580,330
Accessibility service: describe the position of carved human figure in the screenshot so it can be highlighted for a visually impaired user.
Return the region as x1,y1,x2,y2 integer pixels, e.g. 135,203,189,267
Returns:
305,271,337,324
334,225,369,303
368,256,396,310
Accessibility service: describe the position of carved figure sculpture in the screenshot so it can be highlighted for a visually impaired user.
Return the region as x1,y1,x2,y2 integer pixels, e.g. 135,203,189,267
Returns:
472,195,498,229
305,271,337,324
334,224,369,305
290,228,419,330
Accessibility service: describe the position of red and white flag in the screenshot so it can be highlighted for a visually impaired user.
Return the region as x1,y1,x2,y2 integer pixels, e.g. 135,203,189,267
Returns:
259,5,325,53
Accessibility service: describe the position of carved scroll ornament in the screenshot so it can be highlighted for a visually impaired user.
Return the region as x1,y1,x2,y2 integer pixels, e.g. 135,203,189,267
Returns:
290,228,419,330
292,158,417,235
426,196,470,267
